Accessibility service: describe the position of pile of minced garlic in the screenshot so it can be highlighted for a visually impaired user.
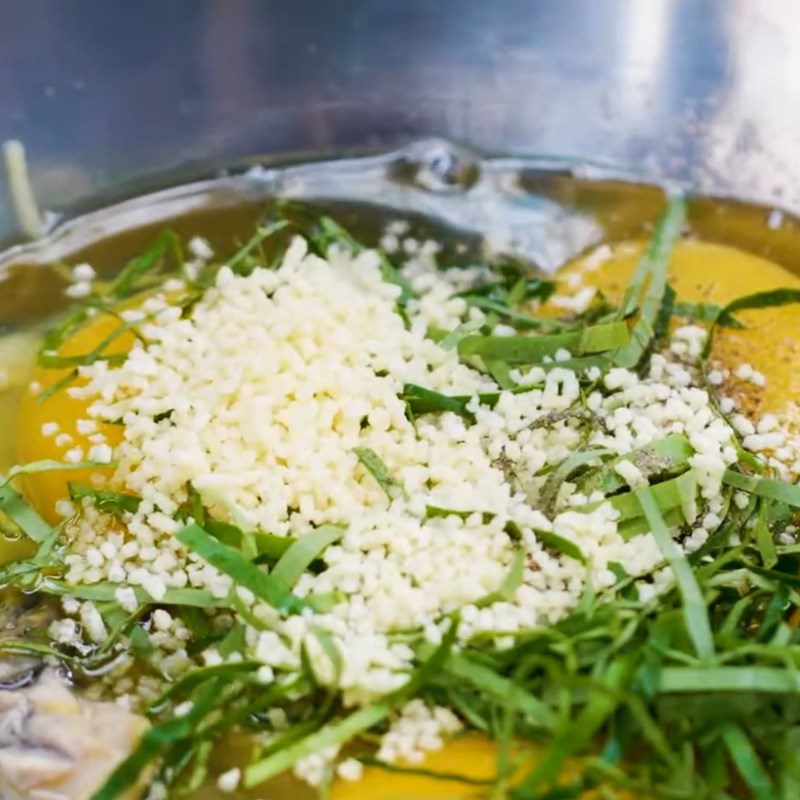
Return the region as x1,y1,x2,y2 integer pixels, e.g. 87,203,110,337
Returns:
42,230,786,784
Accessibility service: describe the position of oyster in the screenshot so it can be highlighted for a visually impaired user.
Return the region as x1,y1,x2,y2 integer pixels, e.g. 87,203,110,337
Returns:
0,669,148,800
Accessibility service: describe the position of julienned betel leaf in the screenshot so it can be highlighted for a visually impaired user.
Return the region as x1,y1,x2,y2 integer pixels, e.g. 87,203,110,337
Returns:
352,447,400,499
177,524,300,612
88,678,226,800
245,620,459,787
612,196,686,368
673,299,743,328
266,525,343,600
723,469,800,508
177,523,342,614
636,486,714,661
703,287,800,357
0,479,52,543
457,320,629,364
68,482,141,515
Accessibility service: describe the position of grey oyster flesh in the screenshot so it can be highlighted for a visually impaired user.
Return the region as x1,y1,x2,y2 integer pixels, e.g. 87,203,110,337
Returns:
0,590,58,689
0,669,148,800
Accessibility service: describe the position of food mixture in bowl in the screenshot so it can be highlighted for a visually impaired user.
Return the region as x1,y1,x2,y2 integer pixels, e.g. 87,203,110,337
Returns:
2,185,800,800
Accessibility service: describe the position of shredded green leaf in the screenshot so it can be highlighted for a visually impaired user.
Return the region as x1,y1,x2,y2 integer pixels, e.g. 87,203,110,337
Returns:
704,287,800,358
458,320,629,364
612,195,686,367
177,524,300,613
42,579,225,608
266,524,343,601
89,678,226,800
352,447,400,500
723,468,800,507
3,458,115,485
534,529,587,565
0,480,52,543
68,483,141,515
636,486,714,660
475,548,526,607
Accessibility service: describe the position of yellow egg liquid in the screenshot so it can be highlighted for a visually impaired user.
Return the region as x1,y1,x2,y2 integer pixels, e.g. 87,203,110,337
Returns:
3,186,800,799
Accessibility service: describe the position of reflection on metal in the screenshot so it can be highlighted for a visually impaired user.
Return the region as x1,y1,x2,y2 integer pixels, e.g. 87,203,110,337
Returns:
0,141,610,276
2,141,43,240
0,1,799,239
613,0,672,126
698,0,800,206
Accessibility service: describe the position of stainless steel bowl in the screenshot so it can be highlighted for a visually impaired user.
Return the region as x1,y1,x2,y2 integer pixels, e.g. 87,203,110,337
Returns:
1,0,799,241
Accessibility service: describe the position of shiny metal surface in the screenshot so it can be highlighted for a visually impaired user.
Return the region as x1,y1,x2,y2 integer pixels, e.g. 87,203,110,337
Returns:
1,0,799,240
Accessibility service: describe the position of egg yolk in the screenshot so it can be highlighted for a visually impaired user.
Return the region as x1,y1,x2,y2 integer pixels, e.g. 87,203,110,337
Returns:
11,239,800,798
16,312,133,525
556,239,800,421
328,734,524,800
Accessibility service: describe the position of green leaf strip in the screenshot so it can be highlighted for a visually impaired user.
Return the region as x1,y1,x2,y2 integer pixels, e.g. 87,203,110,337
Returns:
636,486,714,660
0,480,52,543
353,447,400,500
458,321,629,364
613,196,686,367
723,469,800,508
704,287,800,358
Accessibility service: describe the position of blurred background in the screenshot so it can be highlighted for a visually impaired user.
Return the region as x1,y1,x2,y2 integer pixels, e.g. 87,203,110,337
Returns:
1,0,800,240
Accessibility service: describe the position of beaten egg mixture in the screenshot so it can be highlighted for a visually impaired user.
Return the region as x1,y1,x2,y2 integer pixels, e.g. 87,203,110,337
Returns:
2,210,800,799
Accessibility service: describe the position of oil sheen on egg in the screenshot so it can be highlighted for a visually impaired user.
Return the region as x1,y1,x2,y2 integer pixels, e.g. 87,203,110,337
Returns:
7,239,800,799
15,312,131,526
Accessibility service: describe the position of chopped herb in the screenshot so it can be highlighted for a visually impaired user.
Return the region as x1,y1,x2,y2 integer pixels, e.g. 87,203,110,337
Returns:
674,298,743,328
35,368,79,403
226,220,289,275
612,195,686,367
539,447,615,516
400,383,474,417
455,275,556,304
458,320,629,364
658,666,800,694
721,723,777,800
39,306,91,361
177,523,340,615
177,524,301,613
0,479,52,543
462,296,564,331
37,319,135,369
704,287,800,358
352,447,401,500
723,469,800,508
534,529,587,565
41,579,225,608
636,486,714,660
68,483,141,515
266,525,342,601
357,758,493,786
247,701,392,787
2,458,116,485
434,317,485,350
150,661,261,713
104,230,180,300
425,505,492,522
475,548,526,607
89,678,226,800
753,499,778,569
